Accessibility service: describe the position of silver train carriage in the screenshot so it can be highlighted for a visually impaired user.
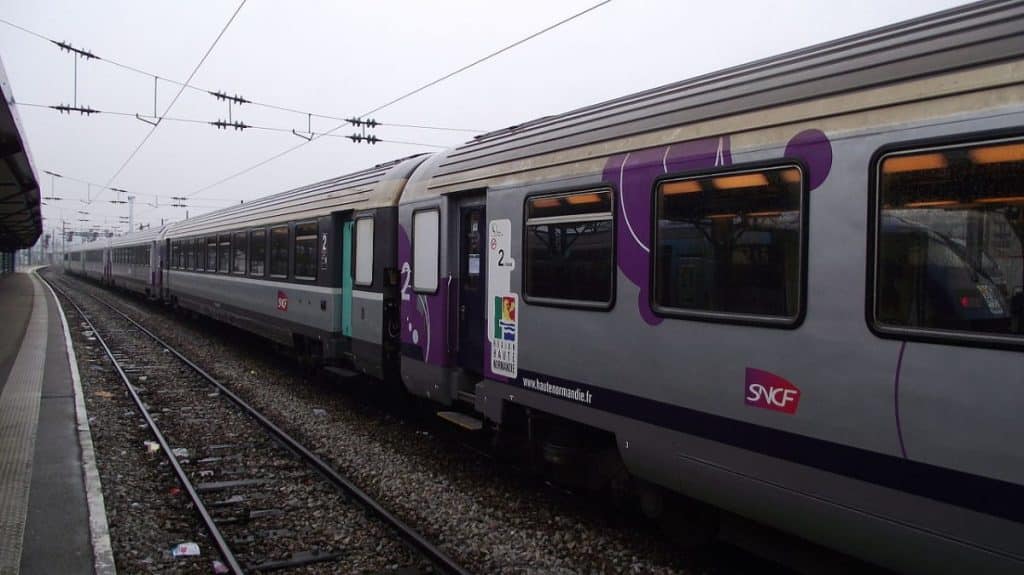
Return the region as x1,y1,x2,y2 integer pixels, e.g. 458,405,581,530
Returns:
161,155,428,379
67,241,109,282
394,1,1024,573
107,225,167,298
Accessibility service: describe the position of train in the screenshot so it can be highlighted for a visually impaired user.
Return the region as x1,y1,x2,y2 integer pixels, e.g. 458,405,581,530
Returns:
63,2,1024,573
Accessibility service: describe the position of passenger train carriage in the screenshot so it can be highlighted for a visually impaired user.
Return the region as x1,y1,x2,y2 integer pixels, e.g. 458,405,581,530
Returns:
108,224,166,297
160,156,427,378
69,241,108,282
65,2,1024,572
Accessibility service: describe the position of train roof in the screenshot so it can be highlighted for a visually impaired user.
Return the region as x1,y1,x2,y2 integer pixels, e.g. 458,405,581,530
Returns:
403,0,1024,201
166,154,430,237
108,224,170,248
69,240,108,252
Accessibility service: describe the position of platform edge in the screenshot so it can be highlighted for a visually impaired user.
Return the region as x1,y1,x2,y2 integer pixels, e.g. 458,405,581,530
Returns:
39,272,117,575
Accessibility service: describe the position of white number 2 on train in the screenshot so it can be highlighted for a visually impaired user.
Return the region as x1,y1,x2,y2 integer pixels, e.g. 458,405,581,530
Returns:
400,262,411,301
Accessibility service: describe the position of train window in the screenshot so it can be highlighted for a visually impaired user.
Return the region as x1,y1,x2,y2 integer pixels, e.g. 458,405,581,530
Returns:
232,231,247,274
170,242,178,269
524,189,614,306
873,137,1024,343
206,237,217,272
413,209,439,292
355,217,374,286
294,221,318,281
653,165,805,324
270,226,289,277
188,239,196,270
218,235,230,273
250,229,266,276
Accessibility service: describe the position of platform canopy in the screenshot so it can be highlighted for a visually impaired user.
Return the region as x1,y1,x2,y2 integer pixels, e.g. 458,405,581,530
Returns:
0,55,39,252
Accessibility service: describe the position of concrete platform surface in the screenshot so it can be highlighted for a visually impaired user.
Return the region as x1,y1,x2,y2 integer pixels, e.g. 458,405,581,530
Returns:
0,270,113,574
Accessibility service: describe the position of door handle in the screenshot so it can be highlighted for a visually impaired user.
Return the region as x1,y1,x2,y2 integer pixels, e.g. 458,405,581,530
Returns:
459,304,466,321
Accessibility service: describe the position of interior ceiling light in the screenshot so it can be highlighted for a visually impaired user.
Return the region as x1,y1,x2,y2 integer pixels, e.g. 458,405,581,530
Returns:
712,173,769,190
780,169,802,184
531,197,561,209
662,180,702,195
977,195,1024,204
968,142,1024,165
905,199,958,208
566,192,604,205
883,153,947,173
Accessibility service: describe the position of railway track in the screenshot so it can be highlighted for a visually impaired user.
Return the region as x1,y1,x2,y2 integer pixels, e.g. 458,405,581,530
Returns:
45,275,470,575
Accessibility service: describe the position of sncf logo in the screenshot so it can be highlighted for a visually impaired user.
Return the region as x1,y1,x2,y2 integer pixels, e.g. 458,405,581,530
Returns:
745,368,800,415
277,290,288,312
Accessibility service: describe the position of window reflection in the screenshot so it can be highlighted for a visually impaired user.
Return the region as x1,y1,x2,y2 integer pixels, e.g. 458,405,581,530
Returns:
654,166,803,320
876,138,1024,337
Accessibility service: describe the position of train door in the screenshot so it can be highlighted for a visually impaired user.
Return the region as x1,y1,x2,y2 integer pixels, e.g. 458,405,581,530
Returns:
457,204,486,373
153,241,163,297
341,219,353,338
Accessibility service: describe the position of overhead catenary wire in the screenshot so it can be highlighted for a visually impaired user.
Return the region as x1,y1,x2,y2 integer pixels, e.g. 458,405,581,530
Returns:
357,0,611,119
182,0,613,200
0,16,485,134
17,101,454,153
95,0,248,205
34,166,238,203
15,1,613,230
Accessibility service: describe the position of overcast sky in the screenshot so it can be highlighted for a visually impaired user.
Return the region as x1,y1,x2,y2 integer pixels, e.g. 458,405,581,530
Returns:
0,0,971,241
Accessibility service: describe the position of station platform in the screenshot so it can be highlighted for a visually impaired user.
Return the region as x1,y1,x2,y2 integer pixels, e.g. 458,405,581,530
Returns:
0,269,113,574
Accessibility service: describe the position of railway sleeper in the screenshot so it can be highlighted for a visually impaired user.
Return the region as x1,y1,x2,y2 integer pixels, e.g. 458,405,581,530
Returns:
249,549,345,572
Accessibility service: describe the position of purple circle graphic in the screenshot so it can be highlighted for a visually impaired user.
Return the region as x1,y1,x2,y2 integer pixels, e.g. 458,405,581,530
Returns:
785,129,832,191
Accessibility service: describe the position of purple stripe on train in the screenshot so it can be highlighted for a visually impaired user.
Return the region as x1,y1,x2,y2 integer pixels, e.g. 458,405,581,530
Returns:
602,130,832,326
399,225,450,366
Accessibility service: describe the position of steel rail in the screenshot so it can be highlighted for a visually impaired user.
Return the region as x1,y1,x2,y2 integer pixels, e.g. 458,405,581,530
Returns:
44,278,246,575
48,275,472,575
